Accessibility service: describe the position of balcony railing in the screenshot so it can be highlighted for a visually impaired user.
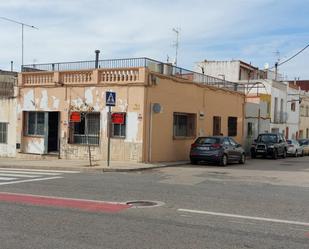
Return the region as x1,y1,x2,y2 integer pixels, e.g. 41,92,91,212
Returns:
22,57,243,93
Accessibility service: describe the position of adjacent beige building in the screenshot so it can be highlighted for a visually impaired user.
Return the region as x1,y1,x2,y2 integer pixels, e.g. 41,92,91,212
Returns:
299,91,309,139
0,70,17,157
18,58,245,162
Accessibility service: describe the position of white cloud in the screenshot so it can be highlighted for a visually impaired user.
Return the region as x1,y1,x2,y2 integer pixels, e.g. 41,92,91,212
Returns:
0,0,308,79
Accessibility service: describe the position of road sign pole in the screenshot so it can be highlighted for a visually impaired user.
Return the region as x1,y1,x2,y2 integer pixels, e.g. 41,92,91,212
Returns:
105,91,116,168
107,106,111,167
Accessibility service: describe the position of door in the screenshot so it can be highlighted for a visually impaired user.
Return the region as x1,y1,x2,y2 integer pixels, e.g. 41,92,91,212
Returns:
48,112,59,152
222,137,233,160
228,137,241,160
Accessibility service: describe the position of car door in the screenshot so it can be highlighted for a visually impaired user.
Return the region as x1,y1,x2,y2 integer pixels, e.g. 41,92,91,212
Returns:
228,137,240,160
278,134,285,154
222,137,232,159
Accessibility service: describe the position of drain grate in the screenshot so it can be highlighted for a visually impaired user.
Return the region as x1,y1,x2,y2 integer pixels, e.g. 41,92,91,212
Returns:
126,200,164,208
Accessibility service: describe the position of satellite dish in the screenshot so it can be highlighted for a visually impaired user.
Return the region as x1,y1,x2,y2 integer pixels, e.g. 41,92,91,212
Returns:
152,103,161,113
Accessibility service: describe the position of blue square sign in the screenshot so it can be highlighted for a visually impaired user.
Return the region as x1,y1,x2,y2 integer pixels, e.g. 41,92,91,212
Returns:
106,91,116,106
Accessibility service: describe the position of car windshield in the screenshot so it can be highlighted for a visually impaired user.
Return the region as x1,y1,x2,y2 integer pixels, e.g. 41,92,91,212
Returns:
257,135,277,143
299,140,309,146
195,137,221,144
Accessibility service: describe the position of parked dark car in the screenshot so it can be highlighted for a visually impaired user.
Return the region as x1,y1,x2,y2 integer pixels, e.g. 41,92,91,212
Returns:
251,133,287,159
298,139,309,155
190,136,246,166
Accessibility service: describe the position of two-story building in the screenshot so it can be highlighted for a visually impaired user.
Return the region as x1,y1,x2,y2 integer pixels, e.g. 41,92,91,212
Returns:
195,59,302,142
18,57,245,162
0,70,17,157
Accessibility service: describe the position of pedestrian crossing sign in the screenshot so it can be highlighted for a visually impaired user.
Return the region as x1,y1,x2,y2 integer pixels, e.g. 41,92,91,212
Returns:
106,91,116,106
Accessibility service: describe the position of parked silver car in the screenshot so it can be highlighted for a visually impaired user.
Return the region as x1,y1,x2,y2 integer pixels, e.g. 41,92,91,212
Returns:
286,139,304,157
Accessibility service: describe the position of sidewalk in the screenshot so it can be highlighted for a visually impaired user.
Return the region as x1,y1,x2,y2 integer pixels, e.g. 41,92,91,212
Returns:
0,158,189,172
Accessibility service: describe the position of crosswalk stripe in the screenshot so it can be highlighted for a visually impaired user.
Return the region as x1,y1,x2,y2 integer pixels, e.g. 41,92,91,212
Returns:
0,170,60,176
0,176,63,186
0,173,42,178
0,177,17,181
0,168,80,174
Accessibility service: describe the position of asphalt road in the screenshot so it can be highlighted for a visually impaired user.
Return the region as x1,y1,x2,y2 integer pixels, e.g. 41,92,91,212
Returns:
0,157,309,249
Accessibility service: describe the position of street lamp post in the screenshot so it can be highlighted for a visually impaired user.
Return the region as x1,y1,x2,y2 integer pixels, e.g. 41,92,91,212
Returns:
0,16,38,68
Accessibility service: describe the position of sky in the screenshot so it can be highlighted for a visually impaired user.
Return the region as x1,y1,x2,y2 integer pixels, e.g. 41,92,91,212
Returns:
0,0,308,80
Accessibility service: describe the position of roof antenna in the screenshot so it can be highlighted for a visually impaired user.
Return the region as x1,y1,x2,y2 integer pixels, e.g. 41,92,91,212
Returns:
172,27,180,66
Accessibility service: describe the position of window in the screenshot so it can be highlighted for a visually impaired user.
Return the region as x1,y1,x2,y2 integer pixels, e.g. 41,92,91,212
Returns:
69,112,100,145
213,116,221,136
267,102,271,115
228,117,237,136
247,122,253,137
173,113,196,138
0,123,8,144
274,97,278,122
228,137,238,146
223,137,230,146
195,137,220,145
26,112,45,136
112,112,126,138
291,102,296,112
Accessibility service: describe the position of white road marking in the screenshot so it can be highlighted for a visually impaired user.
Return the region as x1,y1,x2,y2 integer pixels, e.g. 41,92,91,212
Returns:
0,176,63,186
0,173,43,178
178,209,309,227
0,177,17,181
0,170,60,176
0,168,79,186
0,168,80,174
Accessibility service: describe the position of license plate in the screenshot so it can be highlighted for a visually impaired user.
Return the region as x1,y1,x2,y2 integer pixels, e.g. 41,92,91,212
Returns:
198,146,210,150
257,150,264,152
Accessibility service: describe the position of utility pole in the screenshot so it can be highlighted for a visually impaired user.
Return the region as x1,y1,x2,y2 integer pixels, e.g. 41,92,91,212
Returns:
172,28,180,66
0,17,38,67
273,50,280,81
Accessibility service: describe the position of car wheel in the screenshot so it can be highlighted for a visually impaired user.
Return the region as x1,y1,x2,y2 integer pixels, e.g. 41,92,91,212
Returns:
301,151,304,157
220,154,228,166
272,150,278,160
282,150,287,158
190,159,198,165
239,153,246,164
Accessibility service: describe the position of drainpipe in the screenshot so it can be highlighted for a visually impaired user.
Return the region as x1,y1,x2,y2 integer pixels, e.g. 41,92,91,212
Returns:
148,103,153,163
95,50,100,69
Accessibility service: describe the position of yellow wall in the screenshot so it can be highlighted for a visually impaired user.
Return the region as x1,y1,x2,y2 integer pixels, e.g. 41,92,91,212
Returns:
145,74,245,162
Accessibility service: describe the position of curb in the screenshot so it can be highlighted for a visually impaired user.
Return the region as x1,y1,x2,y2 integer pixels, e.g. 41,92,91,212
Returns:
0,161,190,173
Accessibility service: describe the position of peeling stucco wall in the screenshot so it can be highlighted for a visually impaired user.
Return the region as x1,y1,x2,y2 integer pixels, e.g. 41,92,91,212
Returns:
0,98,17,157
22,137,45,154
18,86,145,161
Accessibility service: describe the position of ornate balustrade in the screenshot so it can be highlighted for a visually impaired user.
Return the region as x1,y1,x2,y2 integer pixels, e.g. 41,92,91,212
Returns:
59,70,93,84
99,68,143,84
22,72,54,86
20,68,146,86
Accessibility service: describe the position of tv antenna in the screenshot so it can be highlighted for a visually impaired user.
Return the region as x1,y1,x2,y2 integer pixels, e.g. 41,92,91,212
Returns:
172,27,180,66
0,16,38,67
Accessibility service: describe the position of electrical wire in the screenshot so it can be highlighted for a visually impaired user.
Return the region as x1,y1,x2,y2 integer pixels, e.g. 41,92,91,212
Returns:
270,44,309,69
